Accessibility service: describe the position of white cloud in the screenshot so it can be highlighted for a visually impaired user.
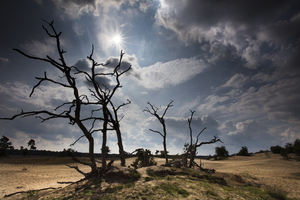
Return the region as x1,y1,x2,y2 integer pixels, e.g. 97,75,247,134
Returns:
137,57,209,89
221,74,249,88
197,94,229,113
20,38,58,58
73,22,85,35
281,126,300,144
228,119,268,136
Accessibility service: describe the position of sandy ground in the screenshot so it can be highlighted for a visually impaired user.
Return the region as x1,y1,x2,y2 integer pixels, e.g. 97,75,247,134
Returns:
0,156,90,198
0,154,300,199
202,153,300,199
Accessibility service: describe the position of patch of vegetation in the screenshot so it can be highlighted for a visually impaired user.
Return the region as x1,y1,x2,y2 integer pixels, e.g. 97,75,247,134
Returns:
105,185,124,193
237,146,250,156
144,176,155,182
83,190,93,196
129,169,141,183
215,146,229,157
266,185,292,200
27,190,36,197
155,183,190,197
206,189,219,197
131,148,157,169
271,145,283,154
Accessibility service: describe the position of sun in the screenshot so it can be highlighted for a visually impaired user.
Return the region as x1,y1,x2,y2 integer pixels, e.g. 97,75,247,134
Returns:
112,35,122,45
103,26,132,55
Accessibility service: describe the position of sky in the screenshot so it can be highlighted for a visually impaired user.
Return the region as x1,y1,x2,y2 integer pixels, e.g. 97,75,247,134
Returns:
0,0,300,156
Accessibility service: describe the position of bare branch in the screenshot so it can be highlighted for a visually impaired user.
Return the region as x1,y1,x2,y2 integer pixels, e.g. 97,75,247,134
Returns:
13,49,63,72
196,127,207,141
0,110,72,121
54,102,73,111
30,71,72,97
116,99,131,112
196,135,223,148
162,100,174,118
70,135,85,146
149,129,164,137
66,164,87,177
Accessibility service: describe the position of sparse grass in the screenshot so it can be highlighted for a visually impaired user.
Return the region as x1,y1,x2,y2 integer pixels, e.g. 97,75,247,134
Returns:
144,176,154,182
154,182,190,197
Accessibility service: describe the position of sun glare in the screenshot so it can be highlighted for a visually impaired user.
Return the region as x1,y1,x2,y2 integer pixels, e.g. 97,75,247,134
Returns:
112,35,121,44
103,26,132,55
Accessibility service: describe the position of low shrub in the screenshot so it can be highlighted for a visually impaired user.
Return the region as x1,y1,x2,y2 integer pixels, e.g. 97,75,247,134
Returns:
270,145,283,154
294,139,300,156
215,146,229,157
237,146,249,156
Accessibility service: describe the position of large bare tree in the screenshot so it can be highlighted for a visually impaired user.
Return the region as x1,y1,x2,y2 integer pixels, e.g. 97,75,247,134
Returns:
0,20,130,176
186,110,223,168
74,48,131,168
143,100,173,164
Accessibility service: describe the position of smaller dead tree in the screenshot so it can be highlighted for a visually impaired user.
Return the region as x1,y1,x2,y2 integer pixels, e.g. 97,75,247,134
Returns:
143,100,173,164
186,110,223,168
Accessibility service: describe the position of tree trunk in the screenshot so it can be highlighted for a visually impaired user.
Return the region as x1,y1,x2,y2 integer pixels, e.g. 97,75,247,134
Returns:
115,125,126,166
162,124,168,164
87,136,98,174
189,150,195,168
101,106,109,169
101,129,107,169
163,135,168,164
76,121,98,174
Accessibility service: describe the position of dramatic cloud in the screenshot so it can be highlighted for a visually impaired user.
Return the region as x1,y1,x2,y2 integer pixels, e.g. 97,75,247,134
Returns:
221,74,249,88
137,57,209,89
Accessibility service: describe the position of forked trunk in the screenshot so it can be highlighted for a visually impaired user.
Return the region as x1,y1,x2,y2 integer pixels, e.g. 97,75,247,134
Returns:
115,126,126,166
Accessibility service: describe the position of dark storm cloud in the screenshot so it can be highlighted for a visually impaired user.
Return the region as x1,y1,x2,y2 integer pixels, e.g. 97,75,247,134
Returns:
73,58,90,71
155,0,294,38
155,0,300,70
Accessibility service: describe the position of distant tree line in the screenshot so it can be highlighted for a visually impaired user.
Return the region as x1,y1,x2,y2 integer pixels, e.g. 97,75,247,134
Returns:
0,135,36,157
210,138,300,160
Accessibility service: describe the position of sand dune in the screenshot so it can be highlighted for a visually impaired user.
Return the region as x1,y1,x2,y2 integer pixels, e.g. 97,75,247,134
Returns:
0,153,299,199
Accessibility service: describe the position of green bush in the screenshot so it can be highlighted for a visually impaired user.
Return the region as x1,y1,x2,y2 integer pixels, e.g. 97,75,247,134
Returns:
215,146,229,157
58,148,76,157
22,148,29,156
270,145,283,154
131,148,156,169
284,143,294,154
293,139,300,156
237,146,249,156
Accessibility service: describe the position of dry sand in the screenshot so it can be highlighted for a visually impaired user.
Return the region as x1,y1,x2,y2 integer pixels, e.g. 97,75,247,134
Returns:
0,153,300,199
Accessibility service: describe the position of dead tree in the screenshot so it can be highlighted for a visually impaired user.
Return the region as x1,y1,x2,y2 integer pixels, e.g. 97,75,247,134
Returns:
143,100,173,164
186,110,223,168
0,20,130,177
107,99,131,166
74,48,131,169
